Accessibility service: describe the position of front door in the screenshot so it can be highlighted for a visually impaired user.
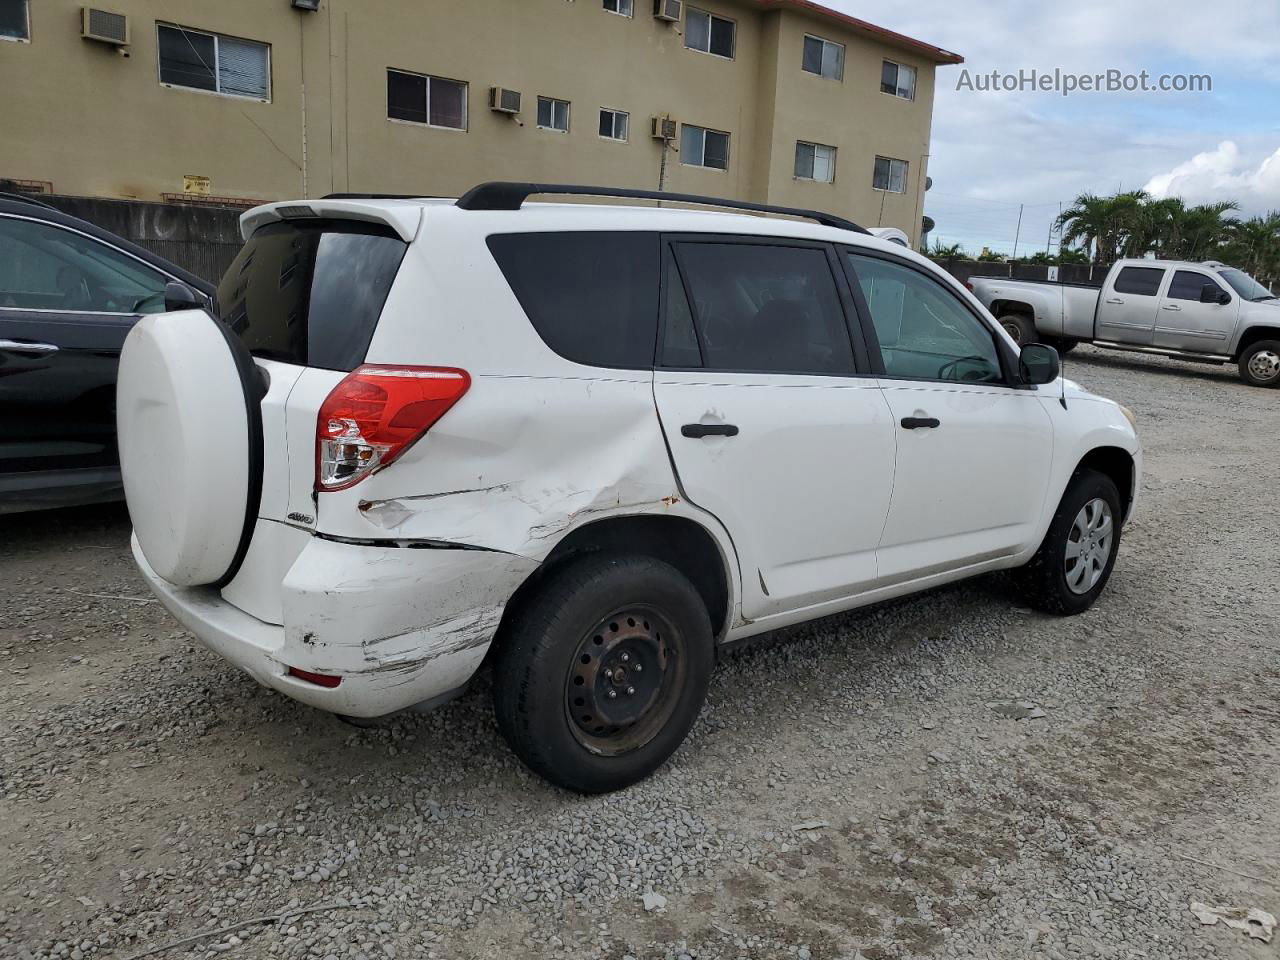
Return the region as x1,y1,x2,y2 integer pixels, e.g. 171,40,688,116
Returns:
1152,268,1239,353
652,237,897,620
842,251,1054,583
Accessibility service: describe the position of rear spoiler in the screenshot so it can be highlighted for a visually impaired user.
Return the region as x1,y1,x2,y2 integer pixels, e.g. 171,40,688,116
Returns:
239,200,425,243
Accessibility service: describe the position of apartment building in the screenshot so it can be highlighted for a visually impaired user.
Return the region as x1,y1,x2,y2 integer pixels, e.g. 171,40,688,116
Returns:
0,0,961,244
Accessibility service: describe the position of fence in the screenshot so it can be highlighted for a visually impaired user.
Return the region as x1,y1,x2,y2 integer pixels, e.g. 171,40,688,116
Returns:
929,258,1105,288
37,194,246,284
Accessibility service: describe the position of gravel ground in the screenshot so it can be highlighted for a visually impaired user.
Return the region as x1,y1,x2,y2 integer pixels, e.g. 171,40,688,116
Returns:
2,344,1278,960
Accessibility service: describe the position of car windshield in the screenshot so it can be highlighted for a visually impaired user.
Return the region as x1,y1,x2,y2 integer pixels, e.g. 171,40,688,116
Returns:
1218,268,1275,301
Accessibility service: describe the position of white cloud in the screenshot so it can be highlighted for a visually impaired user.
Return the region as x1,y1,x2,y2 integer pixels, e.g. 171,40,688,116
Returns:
1144,141,1280,214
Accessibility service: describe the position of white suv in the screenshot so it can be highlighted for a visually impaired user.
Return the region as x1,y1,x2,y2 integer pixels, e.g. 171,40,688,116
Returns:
117,183,1141,793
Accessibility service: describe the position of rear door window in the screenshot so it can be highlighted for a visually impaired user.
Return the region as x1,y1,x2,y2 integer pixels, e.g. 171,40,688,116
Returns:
667,241,854,375
217,219,407,371
486,232,660,369
1112,266,1165,297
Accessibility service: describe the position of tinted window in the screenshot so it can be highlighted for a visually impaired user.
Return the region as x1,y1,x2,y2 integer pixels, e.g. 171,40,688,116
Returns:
0,216,168,313
1113,266,1164,297
1167,270,1222,301
218,220,407,371
0,0,29,40
158,25,217,92
487,232,660,369
847,253,1003,384
672,242,853,375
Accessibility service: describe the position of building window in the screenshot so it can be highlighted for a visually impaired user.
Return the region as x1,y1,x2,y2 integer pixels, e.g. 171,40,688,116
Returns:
599,108,629,141
680,124,730,170
387,69,467,129
0,0,29,41
157,24,271,101
685,7,735,59
602,0,633,15
881,60,916,100
795,141,836,183
873,156,909,193
801,35,844,80
537,96,570,132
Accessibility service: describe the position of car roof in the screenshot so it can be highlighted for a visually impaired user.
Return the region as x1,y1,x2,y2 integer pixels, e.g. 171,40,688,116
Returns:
242,196,915,260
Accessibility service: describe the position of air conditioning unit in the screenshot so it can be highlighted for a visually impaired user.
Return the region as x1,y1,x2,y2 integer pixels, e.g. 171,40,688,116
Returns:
653,0,682,22
489,86,522,115
81,7,129,46
651,116,677,141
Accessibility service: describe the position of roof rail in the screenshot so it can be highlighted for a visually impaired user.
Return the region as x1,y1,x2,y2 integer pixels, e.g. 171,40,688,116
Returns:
321,193,443,200
455,182,870,234
0,191,58,211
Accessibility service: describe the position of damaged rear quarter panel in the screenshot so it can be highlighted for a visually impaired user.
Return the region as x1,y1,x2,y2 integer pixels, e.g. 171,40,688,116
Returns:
315,375,732,565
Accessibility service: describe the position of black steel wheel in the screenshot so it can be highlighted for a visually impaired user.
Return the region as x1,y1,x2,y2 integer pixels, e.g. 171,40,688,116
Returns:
493,553,713,793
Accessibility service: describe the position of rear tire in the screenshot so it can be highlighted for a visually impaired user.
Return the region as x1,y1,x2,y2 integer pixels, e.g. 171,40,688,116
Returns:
493,553,714,793
999,312,1037,347
1238,340,1280,388
1049,336,1079,355
1013,469,1122,616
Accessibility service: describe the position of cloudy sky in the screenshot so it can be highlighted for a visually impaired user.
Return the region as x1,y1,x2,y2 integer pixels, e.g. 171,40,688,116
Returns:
823,0,1280,254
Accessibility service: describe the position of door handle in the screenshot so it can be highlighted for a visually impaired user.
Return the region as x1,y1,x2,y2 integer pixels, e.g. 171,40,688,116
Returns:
0,339,59,354
1162,304,1182,311
681,423,739,438
1104,298,1124,305
900,417,940,430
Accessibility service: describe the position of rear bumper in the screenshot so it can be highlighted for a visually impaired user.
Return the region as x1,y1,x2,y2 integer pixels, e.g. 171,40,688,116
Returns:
132,532,538,717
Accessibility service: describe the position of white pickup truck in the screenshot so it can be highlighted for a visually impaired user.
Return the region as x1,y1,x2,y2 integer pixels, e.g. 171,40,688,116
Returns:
968,259,1280,387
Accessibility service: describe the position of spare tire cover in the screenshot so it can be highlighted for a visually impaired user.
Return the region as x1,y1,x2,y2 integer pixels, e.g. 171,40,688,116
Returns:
117,309,263,587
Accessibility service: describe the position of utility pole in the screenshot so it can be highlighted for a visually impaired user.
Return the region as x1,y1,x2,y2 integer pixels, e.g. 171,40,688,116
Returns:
1011,203,1024,260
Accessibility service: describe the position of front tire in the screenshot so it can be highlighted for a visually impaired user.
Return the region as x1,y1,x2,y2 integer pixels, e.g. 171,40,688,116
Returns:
493,554,714,793
1239,340,1280,388
1014,469,1123,615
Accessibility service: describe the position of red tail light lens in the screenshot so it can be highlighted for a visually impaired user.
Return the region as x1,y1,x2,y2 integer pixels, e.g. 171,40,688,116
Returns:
287,666,342,688
316,365,470,492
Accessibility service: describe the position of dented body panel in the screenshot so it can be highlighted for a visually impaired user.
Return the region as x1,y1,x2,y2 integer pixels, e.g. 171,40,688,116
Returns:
135,531,537,717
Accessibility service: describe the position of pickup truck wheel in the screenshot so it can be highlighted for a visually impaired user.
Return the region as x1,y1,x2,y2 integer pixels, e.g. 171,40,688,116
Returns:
493,553,713,794
1013,468,1122,616
1049,337,1079,356
1239,341,1280,387
999,313,1036,347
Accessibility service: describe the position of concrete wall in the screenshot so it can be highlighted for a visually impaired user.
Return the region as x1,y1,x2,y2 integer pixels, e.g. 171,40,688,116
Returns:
1,0,956,245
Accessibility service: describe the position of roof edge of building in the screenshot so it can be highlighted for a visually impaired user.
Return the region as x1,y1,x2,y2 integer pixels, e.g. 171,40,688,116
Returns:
749,0,964,65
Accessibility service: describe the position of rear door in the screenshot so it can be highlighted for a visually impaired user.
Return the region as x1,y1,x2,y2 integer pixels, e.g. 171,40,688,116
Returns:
842,250,1053,583
1096,265,1165,345
0,212,172,484
1152,268,1238,353
652,236,896,620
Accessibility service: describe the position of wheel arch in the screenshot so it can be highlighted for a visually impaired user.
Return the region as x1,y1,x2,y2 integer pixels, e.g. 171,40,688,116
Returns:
1234,325,1280,360
1075,446,1135,521
496,513,736,650
991,298,1036,319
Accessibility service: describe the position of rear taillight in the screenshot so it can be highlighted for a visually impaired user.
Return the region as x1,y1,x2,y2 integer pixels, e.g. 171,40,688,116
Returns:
316,365,470,492
287,666,342,688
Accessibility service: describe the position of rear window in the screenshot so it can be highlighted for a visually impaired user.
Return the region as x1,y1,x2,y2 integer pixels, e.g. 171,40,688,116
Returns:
1112,266,1164,297
486,232,660,369
218,219,407,371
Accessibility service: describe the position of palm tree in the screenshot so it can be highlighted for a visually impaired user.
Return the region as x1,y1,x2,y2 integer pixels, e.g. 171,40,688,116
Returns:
1168,201,1239,261
1226,213,1280,288
1056,194,1112,265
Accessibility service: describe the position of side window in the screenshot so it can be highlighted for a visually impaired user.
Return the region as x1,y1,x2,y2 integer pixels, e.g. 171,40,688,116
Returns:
1167,270,1222,301
671,242,854,375
0,216,168,313
661,250,702,368
486,232,660,369
1112,267,1165,297
847,253,1003,384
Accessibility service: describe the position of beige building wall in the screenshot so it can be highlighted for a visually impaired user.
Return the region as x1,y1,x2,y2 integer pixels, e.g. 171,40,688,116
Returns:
0,0,959,245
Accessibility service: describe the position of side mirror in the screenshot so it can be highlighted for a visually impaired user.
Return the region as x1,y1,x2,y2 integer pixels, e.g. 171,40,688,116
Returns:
163,280,206,313
1200,283,1230,305
1019,343,1060,385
